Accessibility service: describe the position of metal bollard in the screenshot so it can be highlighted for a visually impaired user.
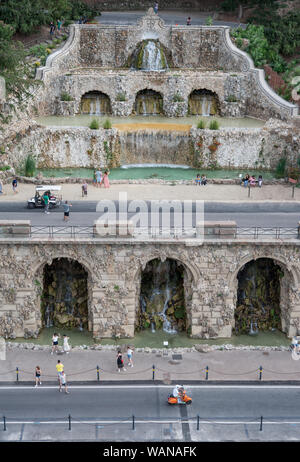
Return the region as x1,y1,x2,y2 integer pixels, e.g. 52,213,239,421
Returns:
16,367,19,382
97,365,100,381
260,416,263,431
152,364,155,381
3,416,6,431
248,186,251,197
259,366,263,381
205,366,209,380
132,415,135,431
68,414,71,431
197,415,200,431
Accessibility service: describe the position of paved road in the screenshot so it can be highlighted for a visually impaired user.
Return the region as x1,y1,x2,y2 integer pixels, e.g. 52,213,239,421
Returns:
1,384,300,441
0,202,299,227
95,11,245,28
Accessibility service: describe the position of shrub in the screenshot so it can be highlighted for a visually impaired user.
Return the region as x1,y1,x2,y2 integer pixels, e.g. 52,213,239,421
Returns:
25,154,36,177
275,158,287,178
0,165,11,171
173,93,184,102
197,119,206,129
226,95,238,102
60,92,73,101
103,119,112,129
89,118,100,130
209,120,220,130
116,92,126,102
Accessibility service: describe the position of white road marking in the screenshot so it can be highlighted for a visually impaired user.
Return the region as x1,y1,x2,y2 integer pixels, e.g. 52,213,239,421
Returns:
0,384,300,390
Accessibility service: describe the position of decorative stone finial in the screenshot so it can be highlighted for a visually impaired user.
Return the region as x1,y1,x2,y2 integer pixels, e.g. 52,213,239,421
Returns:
147,7,155,15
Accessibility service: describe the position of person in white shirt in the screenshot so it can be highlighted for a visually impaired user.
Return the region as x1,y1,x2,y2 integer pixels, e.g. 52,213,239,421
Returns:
51,333,60,354
172,384,184,403
127,346,134,367
63,334,71,354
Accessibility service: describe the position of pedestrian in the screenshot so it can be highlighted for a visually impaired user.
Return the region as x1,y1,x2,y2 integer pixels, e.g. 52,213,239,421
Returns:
93,170,97,187
187,16,191,25
117,351,126,372
258,175,263,188
63,334,71,354
12,177,18,194
59,370,70,393
57,19,62,31
34,366,42,387
95,169,102,188
101,170,110,188
43,192,50,214
56,360,64,383
154,2,158,14
63,200,72,221
81,181,88,197
127,346,134,367
0,179,3,194
51,332,60,354
50,22,55,38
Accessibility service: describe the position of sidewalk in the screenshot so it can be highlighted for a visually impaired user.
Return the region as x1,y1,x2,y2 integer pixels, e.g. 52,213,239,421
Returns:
0,183,299,203
1,345,300,384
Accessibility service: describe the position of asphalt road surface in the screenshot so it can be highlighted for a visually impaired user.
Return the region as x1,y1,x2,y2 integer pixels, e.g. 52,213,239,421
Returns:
0,201,298,227
1,384,300,441
95,11,245,28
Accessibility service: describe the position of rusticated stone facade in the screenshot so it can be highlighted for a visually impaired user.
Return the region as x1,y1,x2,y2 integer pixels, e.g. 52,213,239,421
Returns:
34,9,297,121
3,119,299,171
1,237,300,340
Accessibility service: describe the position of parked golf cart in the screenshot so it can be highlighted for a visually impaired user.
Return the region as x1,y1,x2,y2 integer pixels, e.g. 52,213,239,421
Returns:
27,185,62,209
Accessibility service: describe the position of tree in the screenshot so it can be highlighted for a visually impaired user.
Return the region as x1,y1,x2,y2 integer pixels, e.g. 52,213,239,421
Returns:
220,0,290,19
0,21,37,125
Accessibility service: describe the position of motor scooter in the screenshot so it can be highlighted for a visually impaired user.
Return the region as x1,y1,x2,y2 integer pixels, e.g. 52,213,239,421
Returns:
167,388,192,405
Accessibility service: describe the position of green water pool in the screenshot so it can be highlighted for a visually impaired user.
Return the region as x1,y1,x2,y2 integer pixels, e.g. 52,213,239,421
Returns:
36,115,265,129
37,167,275,181
10,327,290,348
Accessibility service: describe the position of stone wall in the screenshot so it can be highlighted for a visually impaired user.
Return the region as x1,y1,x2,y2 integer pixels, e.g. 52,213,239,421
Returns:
0,237,300,340
33,9,297,121
3,119,300,171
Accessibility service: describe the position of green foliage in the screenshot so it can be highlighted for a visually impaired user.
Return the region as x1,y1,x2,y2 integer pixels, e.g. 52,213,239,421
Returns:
226,94,238,102
205,16,213,26
0,165,11,171
116,92,126,101
24,154,36,177
89,118,99,130
232,24,288,73
197,119,206,129
209,120,220,130
60,91,73,101
173,93,184,102
275,158,287,178
0,21,38,125
0,0,101,35
103,118,112,129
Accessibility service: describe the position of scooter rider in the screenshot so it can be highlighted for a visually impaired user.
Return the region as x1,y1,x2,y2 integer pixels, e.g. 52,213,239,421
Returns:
173,384,184,403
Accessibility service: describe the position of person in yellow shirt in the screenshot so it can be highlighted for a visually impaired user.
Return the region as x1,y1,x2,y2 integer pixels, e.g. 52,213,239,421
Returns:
56,360,64,383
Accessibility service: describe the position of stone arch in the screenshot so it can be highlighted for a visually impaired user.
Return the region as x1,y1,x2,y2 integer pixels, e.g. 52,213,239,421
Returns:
134,88,163,115
229,255,299,338
33,256,94,333
188,89,220,116
130,254,198,335
80,90,112,115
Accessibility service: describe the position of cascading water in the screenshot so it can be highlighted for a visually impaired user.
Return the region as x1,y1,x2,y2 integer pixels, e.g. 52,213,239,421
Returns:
42,259,88,330
135,40,168,71
139,259,186,334
118,130,192,165
235,258,282,335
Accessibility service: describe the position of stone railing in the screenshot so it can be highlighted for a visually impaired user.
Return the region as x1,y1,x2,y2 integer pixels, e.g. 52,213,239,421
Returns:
0,220,299,241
